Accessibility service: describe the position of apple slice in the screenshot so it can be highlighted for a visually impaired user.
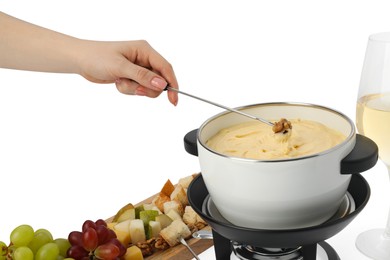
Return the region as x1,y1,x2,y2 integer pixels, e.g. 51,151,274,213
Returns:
112,203,135,223
147,221,161,239
113,219,131,233
135,205,144,219
111,219,132,245
129,219,146,244
155,214,173,229
139,210,159,227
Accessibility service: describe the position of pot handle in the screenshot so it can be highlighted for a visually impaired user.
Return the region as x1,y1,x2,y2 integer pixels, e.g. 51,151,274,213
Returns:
184,130,379,174
184,129,199,156
340,134,378,174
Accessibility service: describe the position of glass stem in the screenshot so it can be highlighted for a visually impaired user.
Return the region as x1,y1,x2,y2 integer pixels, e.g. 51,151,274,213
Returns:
384,166,390,239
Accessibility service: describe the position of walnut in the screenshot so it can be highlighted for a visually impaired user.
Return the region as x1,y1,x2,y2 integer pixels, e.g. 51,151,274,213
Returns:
272,118,292,134
154,237,170,250
136,237,170,255
136,239,154,256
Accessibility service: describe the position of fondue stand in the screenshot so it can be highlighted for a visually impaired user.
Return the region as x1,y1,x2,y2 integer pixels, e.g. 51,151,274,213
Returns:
188,174,368,260
184,129,378,260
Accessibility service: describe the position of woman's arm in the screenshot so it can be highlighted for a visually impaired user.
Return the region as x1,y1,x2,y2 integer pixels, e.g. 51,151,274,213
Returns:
0,11,178,105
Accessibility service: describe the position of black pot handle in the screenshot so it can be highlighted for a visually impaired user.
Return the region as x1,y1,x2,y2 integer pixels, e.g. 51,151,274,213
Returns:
340,134,378,174
184,130,379,174
184,129,199,156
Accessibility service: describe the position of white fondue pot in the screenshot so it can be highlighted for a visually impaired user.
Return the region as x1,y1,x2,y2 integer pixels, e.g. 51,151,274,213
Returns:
186,102,378,230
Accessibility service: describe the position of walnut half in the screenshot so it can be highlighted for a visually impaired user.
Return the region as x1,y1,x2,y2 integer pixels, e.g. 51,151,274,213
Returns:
136,237,170,256
136,239,154,257
272,118,292,134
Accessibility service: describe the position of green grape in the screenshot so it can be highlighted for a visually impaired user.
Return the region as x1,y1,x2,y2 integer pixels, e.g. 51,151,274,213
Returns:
13,246,33,260
35,242,60,260
10,224,34,247
0,241,6,260
53,238,71,257
28,231,53,254
34,228,54,241
0,241,7,257
7,245,16,257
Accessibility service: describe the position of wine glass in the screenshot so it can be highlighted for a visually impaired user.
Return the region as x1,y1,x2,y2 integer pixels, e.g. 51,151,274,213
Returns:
355,32,390,259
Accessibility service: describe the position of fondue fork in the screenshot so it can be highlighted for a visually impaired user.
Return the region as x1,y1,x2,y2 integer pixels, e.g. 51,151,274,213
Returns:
179,237,200,260
165,86,274,127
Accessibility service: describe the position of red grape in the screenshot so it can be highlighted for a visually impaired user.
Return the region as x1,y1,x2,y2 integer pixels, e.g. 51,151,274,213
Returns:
94,243,120,260
108,238,126,257
96,225,110,245
82,227,98,252
68,231,83,246
107,229,117,240
67,219,123,260
95,219,107,227
82,220,97,232
67,245,88,259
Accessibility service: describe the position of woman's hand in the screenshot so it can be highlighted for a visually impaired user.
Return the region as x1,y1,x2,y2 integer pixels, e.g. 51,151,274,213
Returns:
77,40,179,106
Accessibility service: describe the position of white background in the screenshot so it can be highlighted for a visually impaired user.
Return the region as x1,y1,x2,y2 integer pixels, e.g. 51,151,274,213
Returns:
1,1,390,259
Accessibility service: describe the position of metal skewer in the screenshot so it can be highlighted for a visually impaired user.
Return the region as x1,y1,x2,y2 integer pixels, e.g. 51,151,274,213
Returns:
165,86,274,127
179,237,200,260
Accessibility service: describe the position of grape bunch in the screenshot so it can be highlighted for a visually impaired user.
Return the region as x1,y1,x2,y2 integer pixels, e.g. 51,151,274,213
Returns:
0,224,70,260
67,219,126,260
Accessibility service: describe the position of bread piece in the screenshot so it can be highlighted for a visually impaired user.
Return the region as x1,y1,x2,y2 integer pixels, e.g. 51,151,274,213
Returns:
170,184,188,207
160,179,175,196
152,192,171,212
163,200,184,216
182,206,197,226
178,175,195,189
183,205,207,226
196,213,207,225
166,209,182,221
160,219,192,247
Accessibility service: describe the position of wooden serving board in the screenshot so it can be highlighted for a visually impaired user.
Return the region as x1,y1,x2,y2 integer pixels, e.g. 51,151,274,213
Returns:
144,225,213,260
106,192,214,260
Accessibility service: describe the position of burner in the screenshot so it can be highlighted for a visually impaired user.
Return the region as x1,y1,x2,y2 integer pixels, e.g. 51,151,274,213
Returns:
232,243,303,260
230,242,340,260
188,173,370,260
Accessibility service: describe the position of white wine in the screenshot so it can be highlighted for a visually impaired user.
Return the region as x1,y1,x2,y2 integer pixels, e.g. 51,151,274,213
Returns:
356,93,390,166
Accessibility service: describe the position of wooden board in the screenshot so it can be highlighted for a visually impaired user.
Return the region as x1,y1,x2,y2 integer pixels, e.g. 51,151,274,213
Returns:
144,225,213,260
106,191,214,260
